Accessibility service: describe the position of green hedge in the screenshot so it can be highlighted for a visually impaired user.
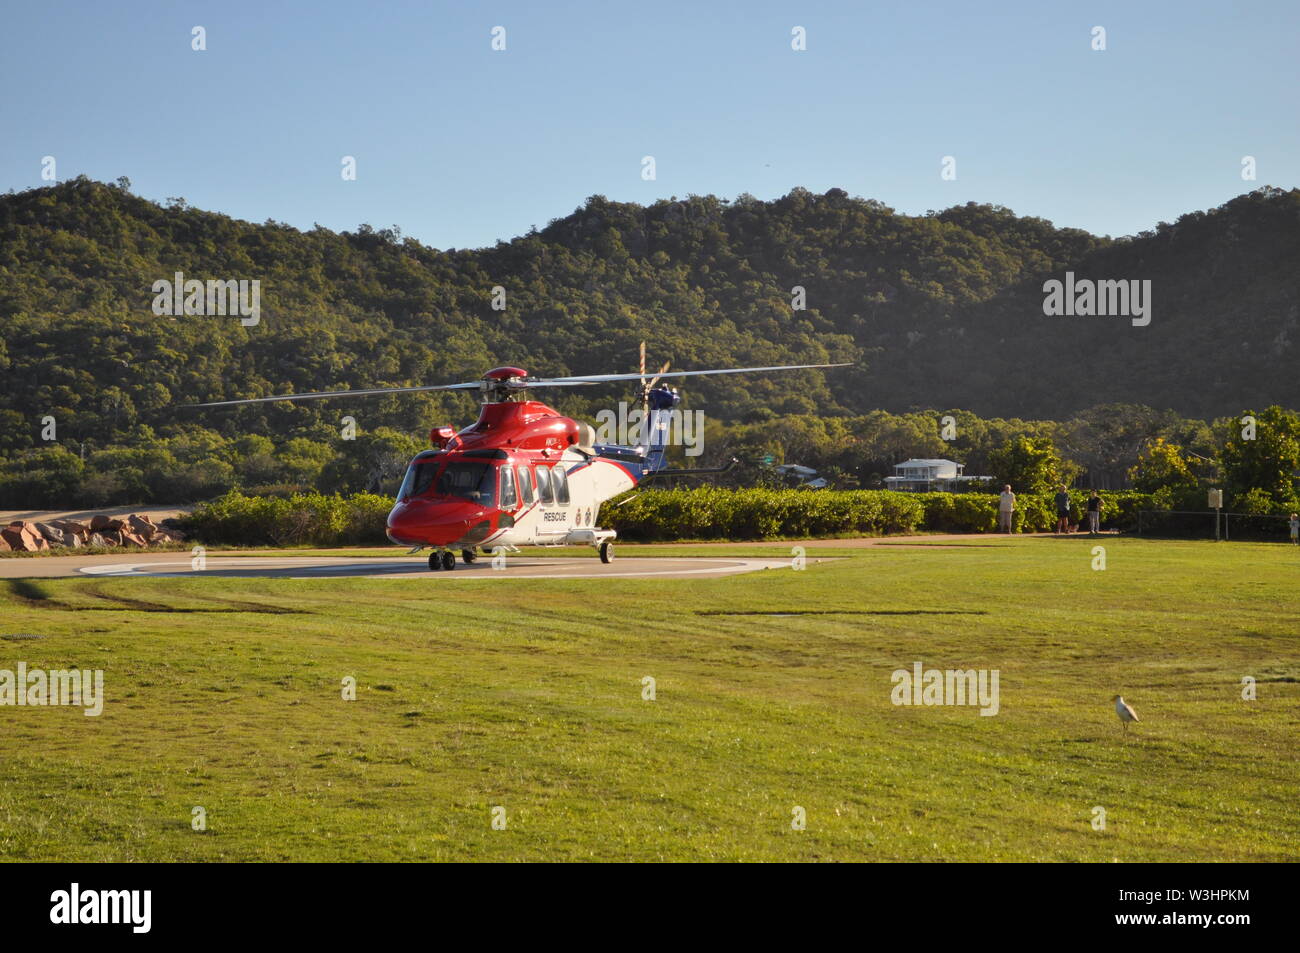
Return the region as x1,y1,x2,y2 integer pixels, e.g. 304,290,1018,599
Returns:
182,491,394,546
181,487,1156,546
912,489,1153,535
605,487,926,540
604,488,1156,541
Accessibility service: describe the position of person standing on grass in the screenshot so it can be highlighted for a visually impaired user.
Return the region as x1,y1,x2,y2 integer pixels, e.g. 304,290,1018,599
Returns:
999,484,1015,533
1087,490,1103,535
1290,513,1298,545
1054,484,1071,535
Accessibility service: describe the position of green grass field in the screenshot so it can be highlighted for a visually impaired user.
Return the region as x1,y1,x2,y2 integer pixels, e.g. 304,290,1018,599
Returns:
1,536,1297,862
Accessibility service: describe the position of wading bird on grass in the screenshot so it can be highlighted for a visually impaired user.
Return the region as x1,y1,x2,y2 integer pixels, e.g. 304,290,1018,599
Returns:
1112,695,1140,736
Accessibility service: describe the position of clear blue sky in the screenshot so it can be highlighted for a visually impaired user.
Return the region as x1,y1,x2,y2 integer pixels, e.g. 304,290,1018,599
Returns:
2,0,1296,248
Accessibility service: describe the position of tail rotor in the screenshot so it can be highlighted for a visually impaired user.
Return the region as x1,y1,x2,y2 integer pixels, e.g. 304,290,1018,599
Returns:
636,341,671,447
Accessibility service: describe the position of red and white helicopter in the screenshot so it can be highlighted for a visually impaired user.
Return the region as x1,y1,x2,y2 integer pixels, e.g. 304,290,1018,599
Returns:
195,348,847,569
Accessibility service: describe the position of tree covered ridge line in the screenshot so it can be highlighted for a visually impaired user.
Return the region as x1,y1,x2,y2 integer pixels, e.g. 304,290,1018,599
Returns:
0,178,1296,459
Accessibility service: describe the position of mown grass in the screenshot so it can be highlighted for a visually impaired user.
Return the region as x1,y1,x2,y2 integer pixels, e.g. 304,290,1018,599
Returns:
0,537,1296,862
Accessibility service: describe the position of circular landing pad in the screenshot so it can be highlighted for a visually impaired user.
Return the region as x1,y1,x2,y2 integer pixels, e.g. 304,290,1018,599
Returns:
73,555,797,580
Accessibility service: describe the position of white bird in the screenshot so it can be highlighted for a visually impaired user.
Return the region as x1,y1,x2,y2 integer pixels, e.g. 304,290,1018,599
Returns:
1112,695,1140,735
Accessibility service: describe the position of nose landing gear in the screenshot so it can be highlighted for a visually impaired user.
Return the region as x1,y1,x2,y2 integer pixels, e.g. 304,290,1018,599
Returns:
428,550,458,571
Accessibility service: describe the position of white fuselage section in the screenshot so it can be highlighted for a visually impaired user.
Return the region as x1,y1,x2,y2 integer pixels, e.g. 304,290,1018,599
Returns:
479,452,636,549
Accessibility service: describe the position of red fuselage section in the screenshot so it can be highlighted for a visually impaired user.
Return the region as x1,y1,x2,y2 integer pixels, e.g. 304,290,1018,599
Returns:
385,400,585,548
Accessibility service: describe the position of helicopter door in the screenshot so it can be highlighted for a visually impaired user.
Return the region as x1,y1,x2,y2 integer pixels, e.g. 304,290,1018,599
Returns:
494,465,519,535
499,466,517,509
534,464,568,539
552,466,571,505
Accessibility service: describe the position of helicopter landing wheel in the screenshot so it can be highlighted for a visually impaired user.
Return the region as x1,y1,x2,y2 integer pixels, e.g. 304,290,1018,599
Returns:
440,550,457,571
428,552,441,571
461,548,477,565
599,540,614,564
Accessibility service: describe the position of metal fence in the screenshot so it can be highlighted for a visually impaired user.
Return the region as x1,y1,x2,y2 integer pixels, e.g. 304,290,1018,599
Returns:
1137,510,1294,542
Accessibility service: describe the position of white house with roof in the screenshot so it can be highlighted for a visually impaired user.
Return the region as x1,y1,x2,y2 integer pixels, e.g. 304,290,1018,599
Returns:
884,458,992,492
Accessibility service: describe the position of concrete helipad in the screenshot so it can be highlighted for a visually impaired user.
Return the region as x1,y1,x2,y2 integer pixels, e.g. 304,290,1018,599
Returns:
30,554,800,580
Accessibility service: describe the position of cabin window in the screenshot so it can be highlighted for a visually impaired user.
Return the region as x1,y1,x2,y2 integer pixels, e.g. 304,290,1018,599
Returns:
535,466,553,504
517,466,534,505
552,466,571,505
499,466,517,509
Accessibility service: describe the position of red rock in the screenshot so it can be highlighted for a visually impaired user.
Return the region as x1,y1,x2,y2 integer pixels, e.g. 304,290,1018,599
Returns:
87,533,109,548
119,531,147,548
33,522,68,546
126,514,158,540
87,514,129,532
1,523,48,552
52,520,91,540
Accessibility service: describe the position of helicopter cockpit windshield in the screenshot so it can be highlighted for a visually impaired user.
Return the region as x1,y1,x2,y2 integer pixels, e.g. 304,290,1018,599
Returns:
397,453,498,506
397,453,442,500
434,460,497,505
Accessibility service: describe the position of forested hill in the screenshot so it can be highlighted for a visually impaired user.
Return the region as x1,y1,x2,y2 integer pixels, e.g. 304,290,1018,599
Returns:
0,178,1296,453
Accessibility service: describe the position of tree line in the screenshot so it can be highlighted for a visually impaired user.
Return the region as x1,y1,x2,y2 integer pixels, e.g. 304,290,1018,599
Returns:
1,177,1297,511
4,404,1297,515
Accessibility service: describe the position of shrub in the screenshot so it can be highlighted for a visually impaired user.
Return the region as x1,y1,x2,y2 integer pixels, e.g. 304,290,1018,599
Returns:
1233,487,1278,516
182,491,394,546
604,488,927,540
181,487,1159,547
605,487,1155,540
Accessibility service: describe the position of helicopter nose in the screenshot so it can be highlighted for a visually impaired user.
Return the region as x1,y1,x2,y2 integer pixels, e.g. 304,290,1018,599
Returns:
386,499,486,547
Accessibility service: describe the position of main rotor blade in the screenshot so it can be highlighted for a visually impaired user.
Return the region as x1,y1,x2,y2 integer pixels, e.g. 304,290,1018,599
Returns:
517,380,598,388
186,378,602,407
184,362,849,408
185,382,482,407
548,362,852,385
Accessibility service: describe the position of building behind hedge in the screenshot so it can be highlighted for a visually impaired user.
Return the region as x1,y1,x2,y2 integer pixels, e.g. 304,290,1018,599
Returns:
884,459,993,493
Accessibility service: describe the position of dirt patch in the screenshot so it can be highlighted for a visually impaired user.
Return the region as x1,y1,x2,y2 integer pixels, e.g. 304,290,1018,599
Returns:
0,504,194,525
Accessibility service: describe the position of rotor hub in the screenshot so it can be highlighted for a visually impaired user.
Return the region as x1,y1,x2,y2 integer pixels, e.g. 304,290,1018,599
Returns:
481,366,531,401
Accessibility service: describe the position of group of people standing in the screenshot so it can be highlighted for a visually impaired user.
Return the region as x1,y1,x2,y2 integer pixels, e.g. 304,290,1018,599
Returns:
997,485,1104,535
